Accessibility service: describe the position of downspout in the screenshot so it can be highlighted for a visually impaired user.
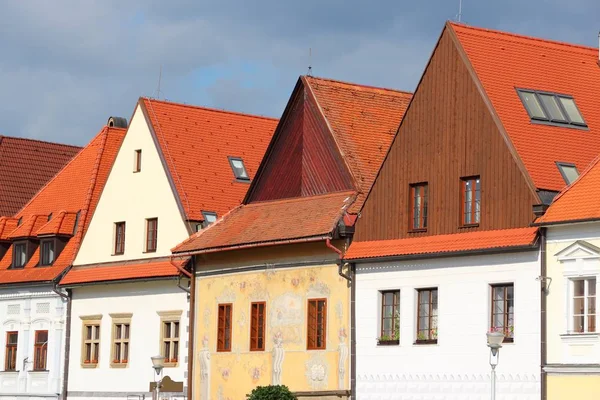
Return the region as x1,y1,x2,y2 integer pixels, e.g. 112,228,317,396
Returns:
187,255,196,400
326,238,351,281
52,280,70,400
540,227,547,400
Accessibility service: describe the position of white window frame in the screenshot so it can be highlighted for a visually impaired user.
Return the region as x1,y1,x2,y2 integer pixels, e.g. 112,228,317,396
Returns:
568,277,597,334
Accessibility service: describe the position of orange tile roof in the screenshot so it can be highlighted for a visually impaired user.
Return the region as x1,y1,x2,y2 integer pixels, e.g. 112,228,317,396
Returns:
60,258,186,286
36,211,79,237
305,76,412,211
173,191,355,255
0,217,19,241
0,135,81,216
450,22,600,192
345,227,539,260
141,98,278,221
8,214,49,239
537,155,600,224
0,126,125,284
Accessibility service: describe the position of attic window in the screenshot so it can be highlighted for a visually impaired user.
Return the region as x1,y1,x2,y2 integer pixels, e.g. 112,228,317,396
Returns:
228,157,249,181
517,89,587,128
40,240,55,266
47,213,52,221
134,150,142,173
201,211,217,228
556,162,579,185
12,242,27,268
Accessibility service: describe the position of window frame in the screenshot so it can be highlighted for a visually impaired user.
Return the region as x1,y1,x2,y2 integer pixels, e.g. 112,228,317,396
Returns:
490,283,515,343
416,288,438,344
200,211,218,228
114,222,126,255
307,298,327,350
379,290,400,345
40,239,56,266
569,277,596,334
227,156,250,181
556,162,579,185
145,218,158,253
157,310,182,367
516,88,588,129
409,183,428,232
33,330,48,371
217,304,233,352
4,331,18,371
80,315,102,368
110,313,132,368
249,302,266,351
12,241,28,268
460,176,481,227
134,149,142,173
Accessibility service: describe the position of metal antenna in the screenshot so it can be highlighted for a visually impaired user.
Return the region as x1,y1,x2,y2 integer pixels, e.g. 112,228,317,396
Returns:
156,65,163,99
307,48,312,76
457,0,463,22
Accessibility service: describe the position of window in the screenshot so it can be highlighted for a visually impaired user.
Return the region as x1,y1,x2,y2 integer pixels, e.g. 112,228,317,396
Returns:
409,183,428,231
40,240,55,266
461,177,481,226
114,222,125,255
556,162,579,185
416,288,438,343
134,149,142,172
250,302,266,351
571,278,596,333
146,218,158,253
380,291,400,343
111,320,130,366
4,332,17,371
307,299,327,350
228,157,249,180
12,242,27,268
491,284,514,342
81,317,101,366
158,310,182,367
201,211,218,228
517,89,587,127
217,304,232,352
34,330,48,371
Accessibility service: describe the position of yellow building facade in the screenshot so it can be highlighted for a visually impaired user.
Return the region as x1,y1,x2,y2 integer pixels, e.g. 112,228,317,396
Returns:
193,243,351,400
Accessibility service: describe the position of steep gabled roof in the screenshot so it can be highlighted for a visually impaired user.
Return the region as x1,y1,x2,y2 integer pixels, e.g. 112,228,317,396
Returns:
0,126,125,284
140,98,278,221
0,135,81,216
450,22,600,192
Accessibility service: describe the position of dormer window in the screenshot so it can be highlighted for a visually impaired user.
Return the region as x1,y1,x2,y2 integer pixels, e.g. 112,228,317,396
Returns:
134,149,142,173
556,162,579,185
228,157,249,181
517,89,587,128
201,211,217,228
40,240,55,266
12,242,27,268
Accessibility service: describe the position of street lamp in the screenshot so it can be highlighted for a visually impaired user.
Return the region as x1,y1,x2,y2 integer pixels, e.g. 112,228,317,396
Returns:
486,331,504,400
151,355,165,400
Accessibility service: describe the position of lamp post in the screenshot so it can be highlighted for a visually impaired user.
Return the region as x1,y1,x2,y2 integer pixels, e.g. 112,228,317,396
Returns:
486,331,504,400
151,355,165,400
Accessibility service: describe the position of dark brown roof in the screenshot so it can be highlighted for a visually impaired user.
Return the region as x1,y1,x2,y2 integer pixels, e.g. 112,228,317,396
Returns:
0,135,81,216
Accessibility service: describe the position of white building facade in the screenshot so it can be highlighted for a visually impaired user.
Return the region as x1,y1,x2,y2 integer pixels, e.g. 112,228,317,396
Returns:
354,250,542,400
0,287,67,400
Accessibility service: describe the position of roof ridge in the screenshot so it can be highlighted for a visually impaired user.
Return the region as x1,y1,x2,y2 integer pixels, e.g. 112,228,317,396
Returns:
449,21,597,54
0,134,83,150
246,190,356,207
142,97,279,122
305,75,413,96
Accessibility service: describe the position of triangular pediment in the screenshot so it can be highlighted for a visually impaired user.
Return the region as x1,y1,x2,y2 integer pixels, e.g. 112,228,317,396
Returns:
555,240,600,261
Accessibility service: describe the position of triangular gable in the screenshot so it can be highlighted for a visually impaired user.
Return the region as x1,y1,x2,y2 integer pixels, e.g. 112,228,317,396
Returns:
246,77,355,203
555,240,600,261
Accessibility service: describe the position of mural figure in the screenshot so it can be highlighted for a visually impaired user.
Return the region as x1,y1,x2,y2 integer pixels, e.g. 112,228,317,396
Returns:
338,328,348,389
272,331,285,385
199,336,211,399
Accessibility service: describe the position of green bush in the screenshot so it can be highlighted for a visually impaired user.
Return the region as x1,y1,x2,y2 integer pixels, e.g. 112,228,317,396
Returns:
246,385,297,400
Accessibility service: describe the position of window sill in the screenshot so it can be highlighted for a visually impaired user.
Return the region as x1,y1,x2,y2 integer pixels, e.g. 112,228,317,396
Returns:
377,339,399,346
307,348,327,351
81,363,98,369
503,337,514,344
560,333,599,344
110,363,128,368
142,250,157,254
409,229,427,233
459,223,479,229
0,370,19,374
234,178,251,184
29,370,49,373
414,339,437,345
164,362,178,368
112,253,124,256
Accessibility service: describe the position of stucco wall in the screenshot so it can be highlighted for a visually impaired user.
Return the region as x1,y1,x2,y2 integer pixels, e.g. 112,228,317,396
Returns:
67,281,188,399
194,262,350,400
547,375,600,400
355,250,541,400
74,105,190,266
0,286,66,399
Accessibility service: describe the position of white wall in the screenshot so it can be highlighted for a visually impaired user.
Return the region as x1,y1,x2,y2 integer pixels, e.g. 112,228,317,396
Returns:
74,105,190,266
0,286,66,400
67,281,188,400
355,250,541,400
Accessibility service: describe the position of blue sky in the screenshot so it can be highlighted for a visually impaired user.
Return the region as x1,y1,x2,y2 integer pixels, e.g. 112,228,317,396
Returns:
1,0,598,145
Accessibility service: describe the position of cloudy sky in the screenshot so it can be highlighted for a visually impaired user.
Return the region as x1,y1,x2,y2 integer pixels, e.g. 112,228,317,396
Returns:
1,0,598,145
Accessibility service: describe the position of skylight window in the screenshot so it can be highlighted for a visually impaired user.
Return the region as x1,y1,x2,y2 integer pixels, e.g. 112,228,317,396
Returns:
228,157,249,181
517,89,586,128
201,211,217,228
556,162,579,185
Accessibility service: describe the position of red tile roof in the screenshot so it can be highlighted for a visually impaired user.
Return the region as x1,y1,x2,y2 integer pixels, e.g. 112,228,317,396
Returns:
36,211,79,237
173,191,355,254
141,98,278,221
305,76,412,211
537,155,600,224
0,126,125,284
0,135,81,216
345,227,539,260
450,22,600,192
60,258,185,286
0,217,19,241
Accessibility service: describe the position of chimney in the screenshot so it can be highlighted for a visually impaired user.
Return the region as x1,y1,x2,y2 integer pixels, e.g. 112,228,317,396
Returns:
107,116,128,128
